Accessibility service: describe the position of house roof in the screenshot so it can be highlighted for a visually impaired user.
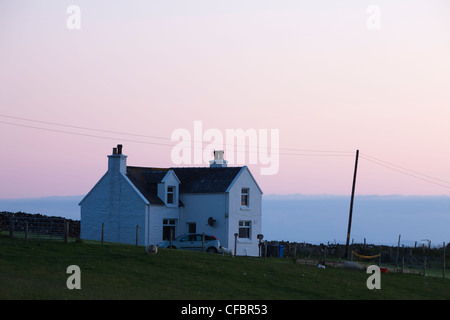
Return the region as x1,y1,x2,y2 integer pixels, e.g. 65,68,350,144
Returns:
172,167,243,193
126,167,168,205
126,166,244,205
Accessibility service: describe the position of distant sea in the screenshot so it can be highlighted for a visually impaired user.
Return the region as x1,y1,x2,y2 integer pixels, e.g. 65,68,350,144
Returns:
1,194,449,246
0,195,83,220
263,194,450,246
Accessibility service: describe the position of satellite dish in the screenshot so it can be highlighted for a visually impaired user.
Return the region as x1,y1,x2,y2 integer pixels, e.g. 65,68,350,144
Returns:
208,217,216,227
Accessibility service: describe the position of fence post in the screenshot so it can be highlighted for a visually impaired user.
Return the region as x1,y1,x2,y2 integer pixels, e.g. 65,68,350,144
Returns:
401,256,404,274
424,257,427,276
258,235,263,258
101,223,104,245
65,220,69,243
136,225,139,246
25,221,28,245
264,240,267,260
395,234,401,271
443,242,446,279
202,233,205,253
422,244,426,276
293,242,297,264
9,214,14,238
234,233,238,257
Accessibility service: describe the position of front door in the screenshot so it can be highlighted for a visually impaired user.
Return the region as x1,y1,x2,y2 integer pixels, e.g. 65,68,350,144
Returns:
162,219,176,241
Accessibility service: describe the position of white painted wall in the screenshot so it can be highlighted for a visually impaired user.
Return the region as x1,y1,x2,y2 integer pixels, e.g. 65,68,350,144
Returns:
179,193,227,246
147,204,179,245
80,154,148,246
226,167,262,256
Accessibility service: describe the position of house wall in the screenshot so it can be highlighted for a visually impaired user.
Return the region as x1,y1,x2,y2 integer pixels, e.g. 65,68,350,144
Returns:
147,204,180,245
80,171,147,246
226,167,262,256
179,193,227,248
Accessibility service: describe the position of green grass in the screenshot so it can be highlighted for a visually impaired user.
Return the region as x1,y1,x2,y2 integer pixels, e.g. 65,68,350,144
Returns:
1,235,449,300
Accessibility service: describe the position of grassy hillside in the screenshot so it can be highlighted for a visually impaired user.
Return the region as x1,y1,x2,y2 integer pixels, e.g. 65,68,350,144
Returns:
1,234,449,300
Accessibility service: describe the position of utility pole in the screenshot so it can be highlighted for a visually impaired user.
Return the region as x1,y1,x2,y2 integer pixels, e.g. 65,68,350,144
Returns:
345,149,359,259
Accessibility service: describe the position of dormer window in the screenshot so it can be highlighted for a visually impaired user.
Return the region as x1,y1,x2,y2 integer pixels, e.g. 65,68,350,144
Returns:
241,188,249,207
167,186,175,204
157,170,180,207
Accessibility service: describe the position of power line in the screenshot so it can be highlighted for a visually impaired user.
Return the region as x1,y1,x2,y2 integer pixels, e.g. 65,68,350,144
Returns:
0,114,171,141
0,114,353,156
0,120,174,147
1,115,449,190
361,153,450,185
359,154,450,190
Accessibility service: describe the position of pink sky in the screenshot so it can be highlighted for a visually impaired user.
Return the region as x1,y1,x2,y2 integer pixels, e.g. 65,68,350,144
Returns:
1,1,450,198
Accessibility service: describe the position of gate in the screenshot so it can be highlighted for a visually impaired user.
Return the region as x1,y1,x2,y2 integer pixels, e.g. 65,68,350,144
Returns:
9,216,67,240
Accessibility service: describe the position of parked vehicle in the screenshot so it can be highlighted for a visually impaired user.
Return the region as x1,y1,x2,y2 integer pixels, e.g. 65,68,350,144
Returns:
157,233,220,253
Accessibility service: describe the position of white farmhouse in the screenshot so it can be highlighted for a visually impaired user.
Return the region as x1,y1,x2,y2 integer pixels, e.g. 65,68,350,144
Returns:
80,145,263,256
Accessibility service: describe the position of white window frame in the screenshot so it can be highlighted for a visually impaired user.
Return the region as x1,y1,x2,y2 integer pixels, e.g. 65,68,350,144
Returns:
241,187,249,208
167,186,175,204
162,219,177,241
238,220,251,240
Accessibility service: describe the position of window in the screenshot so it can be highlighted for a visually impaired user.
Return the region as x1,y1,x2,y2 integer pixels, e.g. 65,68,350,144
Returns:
167,186,175,204
162,219,176,240
187,223,196,234
241,188,249,207
238,220,251,239
179,235,190,242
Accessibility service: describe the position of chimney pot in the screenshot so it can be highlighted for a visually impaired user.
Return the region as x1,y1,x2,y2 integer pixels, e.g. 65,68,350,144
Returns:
210,150,227,168
108,144,127,174
214,150,224,160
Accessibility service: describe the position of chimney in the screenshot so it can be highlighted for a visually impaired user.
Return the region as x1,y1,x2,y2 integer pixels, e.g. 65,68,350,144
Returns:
209,150,228,168
108,144,127,174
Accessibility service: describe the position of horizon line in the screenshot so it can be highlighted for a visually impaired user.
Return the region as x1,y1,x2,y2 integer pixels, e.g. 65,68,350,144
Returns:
2,193,450,201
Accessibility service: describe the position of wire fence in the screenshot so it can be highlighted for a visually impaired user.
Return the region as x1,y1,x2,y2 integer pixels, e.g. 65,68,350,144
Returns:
265,240,450,279
10,216,66,240
0,212,80,241
1,211,447,279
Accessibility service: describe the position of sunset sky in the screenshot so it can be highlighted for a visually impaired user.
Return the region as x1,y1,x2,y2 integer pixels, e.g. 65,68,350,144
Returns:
1,0,450,198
